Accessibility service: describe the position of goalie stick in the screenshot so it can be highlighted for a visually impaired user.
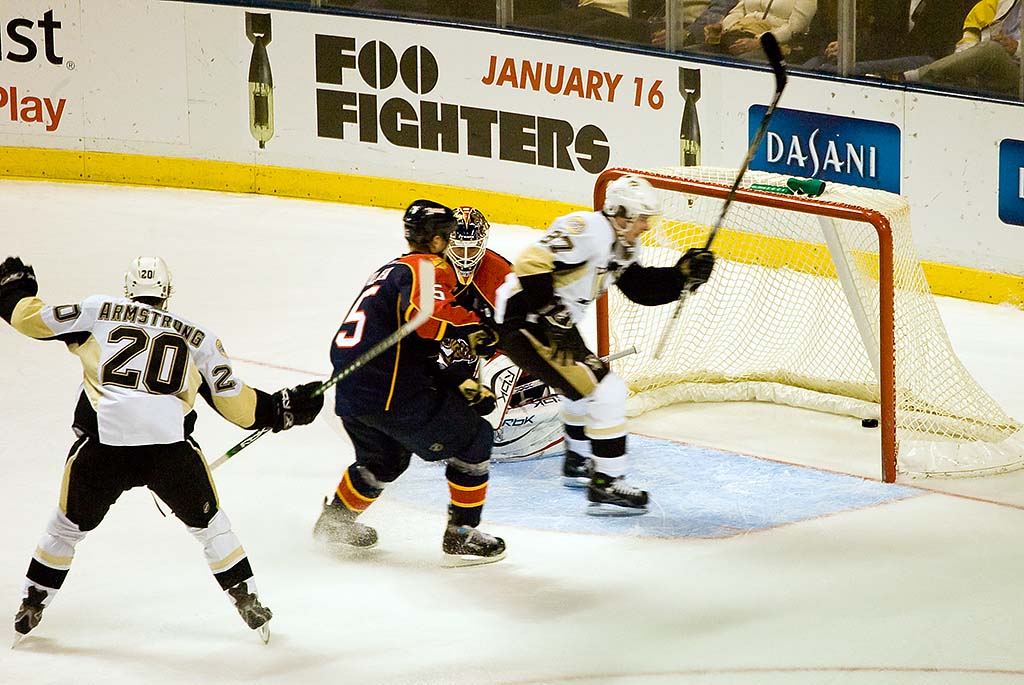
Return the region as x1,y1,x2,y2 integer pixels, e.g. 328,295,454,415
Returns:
653,32,788,359
209,258,436,471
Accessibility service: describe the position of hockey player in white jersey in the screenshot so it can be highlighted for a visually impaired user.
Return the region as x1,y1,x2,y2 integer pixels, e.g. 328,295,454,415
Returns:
494,174,716,514
0,255,323,644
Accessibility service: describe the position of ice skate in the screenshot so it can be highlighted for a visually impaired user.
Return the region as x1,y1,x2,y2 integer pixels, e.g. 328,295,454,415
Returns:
586,472,649,516
12,586,48,648
561,450,593,488
227,582,272,644
312,497,378,548
442,524,506,567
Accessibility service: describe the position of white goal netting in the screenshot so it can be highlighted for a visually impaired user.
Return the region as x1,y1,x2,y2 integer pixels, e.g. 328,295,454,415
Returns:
603,167,1024,478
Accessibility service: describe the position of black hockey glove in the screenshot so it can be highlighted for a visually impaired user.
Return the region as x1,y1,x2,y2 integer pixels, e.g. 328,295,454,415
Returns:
458,378,497,416
270,381,324,432
536,300,586,365
0,257,39,323
466,324,500,359
676,248,716,292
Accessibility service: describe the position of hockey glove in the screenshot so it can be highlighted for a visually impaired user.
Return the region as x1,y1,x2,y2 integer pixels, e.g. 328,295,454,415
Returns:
0,257,39,324
676,248,716,292
536,300,586,365
466,324,500,359
458,378,497,416
270,381,325,432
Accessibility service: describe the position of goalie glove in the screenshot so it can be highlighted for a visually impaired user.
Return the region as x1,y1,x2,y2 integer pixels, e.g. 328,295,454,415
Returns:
535,300,586,365
458,378,497,416
270,381,324,432
466,324,500,359
0,257,39,323
676,248,716,292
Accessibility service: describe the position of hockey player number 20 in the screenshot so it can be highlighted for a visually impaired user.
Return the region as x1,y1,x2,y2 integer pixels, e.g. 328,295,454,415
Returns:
101,325,189,395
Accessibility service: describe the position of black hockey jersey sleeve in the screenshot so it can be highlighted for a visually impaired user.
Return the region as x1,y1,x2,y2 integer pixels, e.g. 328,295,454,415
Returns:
615,262,687,306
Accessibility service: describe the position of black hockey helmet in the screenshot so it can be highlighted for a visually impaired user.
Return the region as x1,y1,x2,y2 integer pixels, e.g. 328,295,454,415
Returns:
403,199,457,245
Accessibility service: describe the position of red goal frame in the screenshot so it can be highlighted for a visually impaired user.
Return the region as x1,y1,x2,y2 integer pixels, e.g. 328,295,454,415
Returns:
594,168,899,482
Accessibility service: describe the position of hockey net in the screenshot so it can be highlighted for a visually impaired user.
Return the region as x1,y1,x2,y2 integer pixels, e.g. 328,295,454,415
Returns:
595,167,1024,481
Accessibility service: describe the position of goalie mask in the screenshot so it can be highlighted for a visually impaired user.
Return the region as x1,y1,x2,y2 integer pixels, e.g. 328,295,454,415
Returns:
602,174,661,246
124,256,173,301
446,206,490,285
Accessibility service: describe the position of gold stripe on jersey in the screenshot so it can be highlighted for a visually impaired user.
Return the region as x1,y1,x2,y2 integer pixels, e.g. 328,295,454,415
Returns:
11,297,56,339
209,545,246,572
73,336,104,409
188,439,220,506
514,245,555,277
211,386,259,430
585,423,628,438
552,263,589,289
178,364,203,417
34,546,73,568
59,439,89,515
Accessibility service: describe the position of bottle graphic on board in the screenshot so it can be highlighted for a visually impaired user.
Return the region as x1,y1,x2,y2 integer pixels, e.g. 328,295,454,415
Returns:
678,68,701,166
246,12,274,149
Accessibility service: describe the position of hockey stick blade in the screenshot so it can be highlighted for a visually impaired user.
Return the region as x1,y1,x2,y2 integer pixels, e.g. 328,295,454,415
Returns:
209,258,437,470
653,37,787,360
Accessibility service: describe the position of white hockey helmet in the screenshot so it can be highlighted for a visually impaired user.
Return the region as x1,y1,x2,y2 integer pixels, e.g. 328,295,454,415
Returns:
124,256,173,301
446,206,490,284
602,174,661,222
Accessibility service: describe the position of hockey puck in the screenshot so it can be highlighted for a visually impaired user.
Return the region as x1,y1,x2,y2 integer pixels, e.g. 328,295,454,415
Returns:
861,418,879,428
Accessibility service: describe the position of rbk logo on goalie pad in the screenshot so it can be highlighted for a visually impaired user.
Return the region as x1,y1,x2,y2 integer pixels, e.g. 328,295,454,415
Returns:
749,106,900,193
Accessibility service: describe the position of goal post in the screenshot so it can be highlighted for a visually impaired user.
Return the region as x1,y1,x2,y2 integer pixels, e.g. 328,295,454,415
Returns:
594,167,1023,482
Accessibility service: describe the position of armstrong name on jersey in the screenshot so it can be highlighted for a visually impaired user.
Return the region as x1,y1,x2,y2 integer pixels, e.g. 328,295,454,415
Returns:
96,301,206,347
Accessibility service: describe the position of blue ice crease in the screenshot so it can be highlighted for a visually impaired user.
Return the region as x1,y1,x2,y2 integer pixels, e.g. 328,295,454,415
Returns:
386,435,923,538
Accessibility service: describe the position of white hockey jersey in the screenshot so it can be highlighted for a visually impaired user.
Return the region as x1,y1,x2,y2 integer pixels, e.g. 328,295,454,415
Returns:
495,210,635,325
11,294,258,446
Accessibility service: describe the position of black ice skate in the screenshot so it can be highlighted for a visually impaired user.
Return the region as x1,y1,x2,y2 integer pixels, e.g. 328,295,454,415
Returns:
312,497,378,548
442,524,506,567
227,582,272,644
12,586,47,647
586,472,649,516
561,451,593,488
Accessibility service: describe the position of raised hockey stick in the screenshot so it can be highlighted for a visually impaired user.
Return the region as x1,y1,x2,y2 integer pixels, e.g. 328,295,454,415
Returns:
209,259,436,471
652,32,788,360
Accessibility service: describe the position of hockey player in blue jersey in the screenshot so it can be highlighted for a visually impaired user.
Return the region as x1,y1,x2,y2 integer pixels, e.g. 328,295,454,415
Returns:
314,200,506,566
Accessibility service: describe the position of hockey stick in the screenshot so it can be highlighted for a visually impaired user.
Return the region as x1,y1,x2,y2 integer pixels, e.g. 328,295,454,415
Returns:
513,345,640,394
209,259,437,471
652,32,788,360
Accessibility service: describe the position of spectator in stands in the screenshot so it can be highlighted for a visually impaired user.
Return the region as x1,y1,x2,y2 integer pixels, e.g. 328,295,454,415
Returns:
801,0,971,76
649,0,737,49
700,0,818,59
897,0,1022,95
513,0,658,45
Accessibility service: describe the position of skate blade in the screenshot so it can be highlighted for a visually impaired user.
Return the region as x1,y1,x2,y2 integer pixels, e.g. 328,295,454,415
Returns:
257,622,271,645
561,476,590,489
11,632,26,649
441,549,507,568
586,502,648,517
